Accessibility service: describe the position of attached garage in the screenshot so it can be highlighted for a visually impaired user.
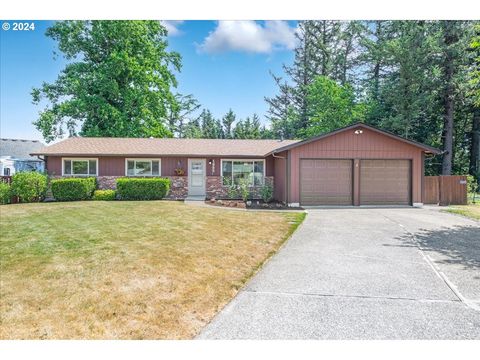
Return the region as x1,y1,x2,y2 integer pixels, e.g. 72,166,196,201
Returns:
300,159,353,205
359,159,411,205
270,123,441,207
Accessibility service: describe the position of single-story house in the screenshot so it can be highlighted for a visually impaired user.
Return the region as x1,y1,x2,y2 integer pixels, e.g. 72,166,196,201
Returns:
31,123,441,206
0,138,45,176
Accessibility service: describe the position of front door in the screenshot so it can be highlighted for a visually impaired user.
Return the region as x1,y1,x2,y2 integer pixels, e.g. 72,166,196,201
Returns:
188,159,206,196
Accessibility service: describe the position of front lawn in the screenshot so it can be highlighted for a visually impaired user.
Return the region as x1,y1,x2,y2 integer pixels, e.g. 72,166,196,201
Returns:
445,203,480,221
0,201,304,339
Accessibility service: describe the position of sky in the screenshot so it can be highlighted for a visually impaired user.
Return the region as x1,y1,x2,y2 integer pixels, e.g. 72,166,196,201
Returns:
0,20,297,142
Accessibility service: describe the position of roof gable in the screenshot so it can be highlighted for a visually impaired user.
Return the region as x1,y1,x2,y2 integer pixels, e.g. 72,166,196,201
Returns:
268,123,442,155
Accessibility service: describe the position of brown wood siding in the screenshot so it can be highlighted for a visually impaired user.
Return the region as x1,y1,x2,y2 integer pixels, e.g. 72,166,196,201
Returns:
162,157,189,176
265,155,275,177
45,156,62,175
289,127,424,204
99,157,126,176
359,159,411,205
300,159,353,205
46,155,275,179
273,152,287,202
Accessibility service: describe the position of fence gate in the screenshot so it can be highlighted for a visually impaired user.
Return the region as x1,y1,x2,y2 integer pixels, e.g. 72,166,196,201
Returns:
424,175,468,206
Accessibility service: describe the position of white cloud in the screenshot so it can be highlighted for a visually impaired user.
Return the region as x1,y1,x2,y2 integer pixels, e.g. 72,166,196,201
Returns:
160,20,184,36
198,21,297,54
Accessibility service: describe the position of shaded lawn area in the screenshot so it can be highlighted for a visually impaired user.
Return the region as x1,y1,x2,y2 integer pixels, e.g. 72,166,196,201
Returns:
445,203,480,221
0,201,305,339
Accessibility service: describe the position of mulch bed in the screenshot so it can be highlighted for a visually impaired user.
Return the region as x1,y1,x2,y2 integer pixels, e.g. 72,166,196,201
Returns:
206,199,303,210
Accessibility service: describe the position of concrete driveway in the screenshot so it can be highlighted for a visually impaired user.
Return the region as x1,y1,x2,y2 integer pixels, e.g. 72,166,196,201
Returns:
199,208,480,339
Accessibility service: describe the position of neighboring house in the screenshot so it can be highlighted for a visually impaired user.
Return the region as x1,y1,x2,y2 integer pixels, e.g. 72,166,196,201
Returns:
31,123,441,206
0,138,45,176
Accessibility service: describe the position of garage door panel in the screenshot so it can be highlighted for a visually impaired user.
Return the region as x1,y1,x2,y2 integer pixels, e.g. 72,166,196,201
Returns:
360,160,411,205
300,159,353,206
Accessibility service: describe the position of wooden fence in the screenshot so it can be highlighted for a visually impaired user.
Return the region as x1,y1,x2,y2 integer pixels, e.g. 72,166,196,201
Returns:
424,175,468,206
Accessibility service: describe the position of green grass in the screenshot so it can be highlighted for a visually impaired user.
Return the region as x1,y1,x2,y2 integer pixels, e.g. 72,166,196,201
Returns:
0,201,305,339
445,203,480,221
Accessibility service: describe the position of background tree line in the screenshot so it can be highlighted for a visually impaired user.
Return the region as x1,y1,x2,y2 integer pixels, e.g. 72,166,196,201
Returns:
264,20,480,180
33,20,480,181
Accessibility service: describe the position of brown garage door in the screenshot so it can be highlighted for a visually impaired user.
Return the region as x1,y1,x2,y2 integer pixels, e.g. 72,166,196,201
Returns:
360,160,411,205
300,159,353,205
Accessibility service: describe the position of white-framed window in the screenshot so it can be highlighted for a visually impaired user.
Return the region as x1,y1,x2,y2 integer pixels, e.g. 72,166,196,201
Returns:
221,159,265,186
62,158,98,176
125,159,161,176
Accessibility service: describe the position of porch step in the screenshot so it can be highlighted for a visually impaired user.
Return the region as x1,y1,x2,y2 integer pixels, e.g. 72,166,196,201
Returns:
184,195,206,202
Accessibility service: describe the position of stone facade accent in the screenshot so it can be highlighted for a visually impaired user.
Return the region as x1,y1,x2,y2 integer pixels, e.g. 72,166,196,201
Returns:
97,175,188,199
48,175,273,201
164,176,188,199
206,176,274,200
97,176,118,190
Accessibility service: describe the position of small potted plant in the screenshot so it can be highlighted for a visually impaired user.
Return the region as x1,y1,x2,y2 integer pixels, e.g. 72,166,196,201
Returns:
174,168,185,176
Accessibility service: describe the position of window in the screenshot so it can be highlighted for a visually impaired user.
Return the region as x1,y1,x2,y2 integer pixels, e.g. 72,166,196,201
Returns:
63,159,97,176
126,159,161,176
221,160,264,186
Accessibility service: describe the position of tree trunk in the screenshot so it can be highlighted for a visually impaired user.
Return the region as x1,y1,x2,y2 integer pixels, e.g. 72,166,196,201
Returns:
441,22,457,175
441,75,454,175
470,107,480,180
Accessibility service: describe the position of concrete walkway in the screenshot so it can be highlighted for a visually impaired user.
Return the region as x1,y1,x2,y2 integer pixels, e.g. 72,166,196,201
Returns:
199,208,480,339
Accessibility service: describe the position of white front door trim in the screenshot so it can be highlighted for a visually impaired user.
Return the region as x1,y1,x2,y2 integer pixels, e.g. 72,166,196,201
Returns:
188,158,206,196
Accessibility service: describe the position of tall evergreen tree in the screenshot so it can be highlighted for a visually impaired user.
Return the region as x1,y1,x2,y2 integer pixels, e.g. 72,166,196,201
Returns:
222,109,236,139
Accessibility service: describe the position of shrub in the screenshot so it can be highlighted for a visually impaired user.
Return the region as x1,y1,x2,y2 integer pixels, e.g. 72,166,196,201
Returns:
260,184,273,203
116,178,170,200
467,174,479,204
0,182,11,205
93,189,116,201
51,177,97,201
237,178,251,202
10,172,48,203
226,185,238,199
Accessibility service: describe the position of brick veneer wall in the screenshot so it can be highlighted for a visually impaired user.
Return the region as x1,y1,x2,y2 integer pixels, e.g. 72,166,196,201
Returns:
48,175,188,200
48,175,273,200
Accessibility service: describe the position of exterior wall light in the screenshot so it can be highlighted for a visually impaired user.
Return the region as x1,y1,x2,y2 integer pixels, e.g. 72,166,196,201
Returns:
354,129,363,135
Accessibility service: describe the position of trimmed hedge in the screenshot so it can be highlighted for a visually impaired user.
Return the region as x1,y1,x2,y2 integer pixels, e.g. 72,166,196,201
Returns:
51,177,97,201
0,182,11,205
11,172,48,203
116,178,170,200
93,189,116,201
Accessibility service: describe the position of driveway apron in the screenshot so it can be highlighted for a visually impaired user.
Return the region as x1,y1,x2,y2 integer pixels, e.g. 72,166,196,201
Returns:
199,208,480,339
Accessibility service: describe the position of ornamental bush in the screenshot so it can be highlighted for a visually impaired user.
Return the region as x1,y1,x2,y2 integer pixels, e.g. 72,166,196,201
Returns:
0,182,11,205
93,189,116,201
237,178,251,202
10,172,48,203
116,178,170,200
51,177,97,201
260,184,273,203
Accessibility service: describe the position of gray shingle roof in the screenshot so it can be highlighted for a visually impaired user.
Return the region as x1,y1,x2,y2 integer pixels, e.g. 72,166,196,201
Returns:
31,137,300,157
0,138,45,160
